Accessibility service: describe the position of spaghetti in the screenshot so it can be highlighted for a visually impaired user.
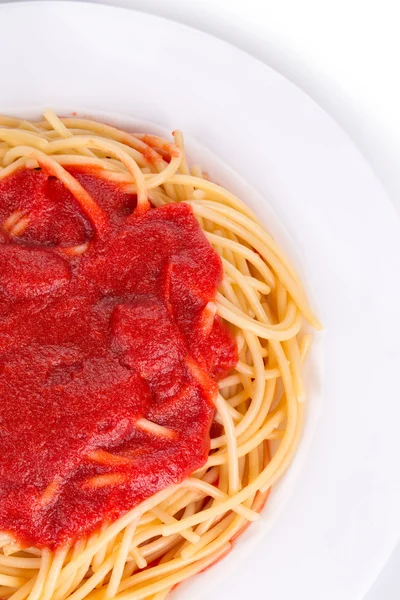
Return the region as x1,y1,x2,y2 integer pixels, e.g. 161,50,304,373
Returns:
0,111,321,600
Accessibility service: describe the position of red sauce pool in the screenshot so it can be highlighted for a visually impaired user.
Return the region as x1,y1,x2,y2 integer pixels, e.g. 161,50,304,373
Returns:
0,167,237,549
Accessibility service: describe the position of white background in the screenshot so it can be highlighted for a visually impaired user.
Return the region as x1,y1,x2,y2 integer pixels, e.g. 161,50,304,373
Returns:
2,0,400,598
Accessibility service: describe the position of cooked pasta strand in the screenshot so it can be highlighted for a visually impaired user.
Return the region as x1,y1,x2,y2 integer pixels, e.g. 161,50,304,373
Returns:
0,111,319,600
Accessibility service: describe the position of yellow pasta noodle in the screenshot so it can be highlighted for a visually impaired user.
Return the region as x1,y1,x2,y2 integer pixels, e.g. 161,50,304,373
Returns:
0,110,320,600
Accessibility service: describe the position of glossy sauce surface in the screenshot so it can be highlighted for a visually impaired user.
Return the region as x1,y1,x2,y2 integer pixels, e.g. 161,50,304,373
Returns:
0,168,237,549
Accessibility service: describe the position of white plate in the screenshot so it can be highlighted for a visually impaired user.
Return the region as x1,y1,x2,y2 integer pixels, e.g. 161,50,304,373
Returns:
1,3,400,599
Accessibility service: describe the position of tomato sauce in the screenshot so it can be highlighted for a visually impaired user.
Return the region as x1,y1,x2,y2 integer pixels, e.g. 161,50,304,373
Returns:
0,167,237,549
